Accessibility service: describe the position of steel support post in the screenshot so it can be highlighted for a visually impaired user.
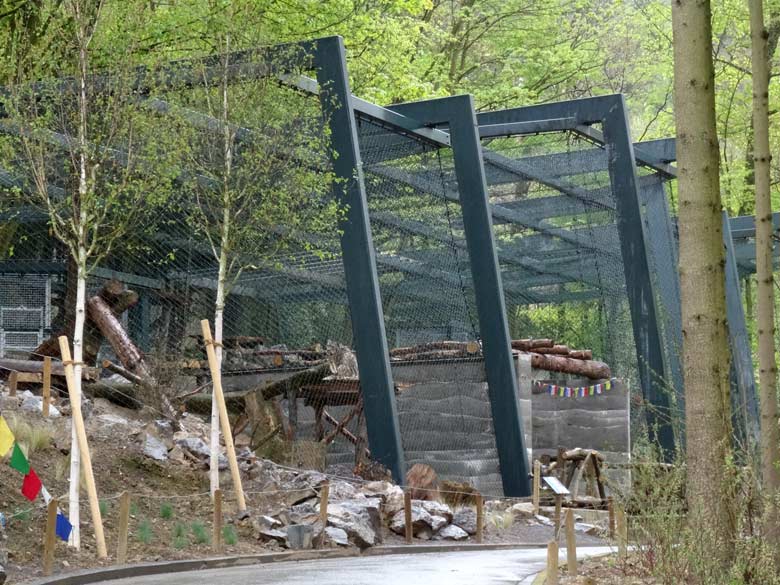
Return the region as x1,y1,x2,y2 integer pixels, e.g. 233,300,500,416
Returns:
640,178,684,425
390,95,531,496
722,212,760,448
603,98,675,455
314,36,405,483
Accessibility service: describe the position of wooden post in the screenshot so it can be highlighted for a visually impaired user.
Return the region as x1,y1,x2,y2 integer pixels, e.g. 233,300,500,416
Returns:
212,489,223,554
43,498,58,576
546,540,559,585
607,496,615,539
532,459,541,515
475,493,484,544
565,508,577,576
319,481,329,548
116,491,130,565
617,506,628,558
404,490,413,544
8,370,17,397
554,495,562,536
200,321,247,512
58,336,108,559
42,357,52,418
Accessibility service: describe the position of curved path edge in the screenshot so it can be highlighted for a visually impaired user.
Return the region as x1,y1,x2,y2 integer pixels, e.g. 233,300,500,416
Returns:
26,542,547,585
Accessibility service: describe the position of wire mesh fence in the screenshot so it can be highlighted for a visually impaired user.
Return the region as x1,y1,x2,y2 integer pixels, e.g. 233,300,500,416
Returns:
0,47,682,497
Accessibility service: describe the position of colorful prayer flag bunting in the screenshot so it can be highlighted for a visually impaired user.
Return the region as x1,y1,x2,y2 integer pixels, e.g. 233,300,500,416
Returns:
9,443,29,475
21,469,42,501
55,512,73,542
535,377,618,398
0,416,14,457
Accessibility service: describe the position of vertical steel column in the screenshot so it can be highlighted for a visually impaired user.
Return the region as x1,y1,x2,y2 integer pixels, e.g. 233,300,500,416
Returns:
314,36,405,483
640,178,684,423
603,98,675,455
722,212,760,447
389,95,530,496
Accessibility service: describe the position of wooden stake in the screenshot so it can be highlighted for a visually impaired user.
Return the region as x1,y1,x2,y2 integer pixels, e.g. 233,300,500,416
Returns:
554,494,562,536
404,490,413,544
43,498,58,576
8,370,17,396
212,489,223,553
617,506,628,558
607,496,615,539
532,459,541,515
546,540,559,585
319,481,329,548
200,320,247,512
475,493,484,544
116,491,130,565
58,336,108,559
565,508,577,576
42,357,51,418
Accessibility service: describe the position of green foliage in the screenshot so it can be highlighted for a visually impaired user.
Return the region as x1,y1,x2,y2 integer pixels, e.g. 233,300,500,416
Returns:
172,522,189,549
130,502,139,516
191,521,210,545
159,502,174,520
136,519,154,545
99,500,109,517
222,525,238,546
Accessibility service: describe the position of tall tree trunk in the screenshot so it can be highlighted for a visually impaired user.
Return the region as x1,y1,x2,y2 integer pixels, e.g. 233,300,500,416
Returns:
210,246,227,497
672,0,736,575
749,0,780,548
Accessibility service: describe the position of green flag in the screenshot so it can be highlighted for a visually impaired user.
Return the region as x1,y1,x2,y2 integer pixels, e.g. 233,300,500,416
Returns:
9,443,29,475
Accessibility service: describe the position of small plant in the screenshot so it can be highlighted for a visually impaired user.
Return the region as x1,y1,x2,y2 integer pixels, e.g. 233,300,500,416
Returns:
160,502,173,520
6,415,52,454
130,502,139,516
99,500,109,516
172,522,189,549
222,525,238,546
136,519,154,545
191,521,210,545
11,507,32,525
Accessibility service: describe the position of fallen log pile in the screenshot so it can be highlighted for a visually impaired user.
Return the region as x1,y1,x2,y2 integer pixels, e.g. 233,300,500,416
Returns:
389,338,610,380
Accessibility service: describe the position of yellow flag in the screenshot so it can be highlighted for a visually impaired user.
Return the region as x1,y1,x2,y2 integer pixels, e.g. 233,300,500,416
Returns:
0,416,14,457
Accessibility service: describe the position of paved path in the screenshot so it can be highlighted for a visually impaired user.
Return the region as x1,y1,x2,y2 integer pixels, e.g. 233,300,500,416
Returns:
105,547,613,585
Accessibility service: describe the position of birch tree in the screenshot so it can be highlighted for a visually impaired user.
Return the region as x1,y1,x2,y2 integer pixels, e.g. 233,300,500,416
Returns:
672,0,737,576
0,0,177,548
164,6,339,496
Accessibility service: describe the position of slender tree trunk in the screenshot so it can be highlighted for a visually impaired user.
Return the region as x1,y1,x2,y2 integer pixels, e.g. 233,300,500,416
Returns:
672,0,736,576
749,0,780,548
210,246,228,497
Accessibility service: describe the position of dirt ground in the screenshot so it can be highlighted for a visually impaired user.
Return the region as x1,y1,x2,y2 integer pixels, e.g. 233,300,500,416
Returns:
0,400,607,584
560,553,660,584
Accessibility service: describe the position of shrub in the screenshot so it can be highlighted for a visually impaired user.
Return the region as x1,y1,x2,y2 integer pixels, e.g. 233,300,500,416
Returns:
6,415,52,454
136,519,154,544
191,521,210,545
160,502,173,520
222,525,238,546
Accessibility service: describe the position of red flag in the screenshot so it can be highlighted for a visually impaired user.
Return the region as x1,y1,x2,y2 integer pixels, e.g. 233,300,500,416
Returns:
21,469,42,501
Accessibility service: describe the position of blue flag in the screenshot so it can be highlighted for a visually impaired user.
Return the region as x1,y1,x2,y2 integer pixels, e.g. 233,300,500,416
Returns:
56,513,72,542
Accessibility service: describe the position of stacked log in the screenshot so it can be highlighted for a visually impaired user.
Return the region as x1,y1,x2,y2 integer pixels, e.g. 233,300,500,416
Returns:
389,338,610,380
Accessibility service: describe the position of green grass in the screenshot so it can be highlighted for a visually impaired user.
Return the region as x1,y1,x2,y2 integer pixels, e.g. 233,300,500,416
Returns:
11,507,32,525
172,521,189,549
6,415,52,454
136,519,154,544
160,502,173,520
99,500,109,516
222,525,238,546
130,502,139,516
191,521,210,545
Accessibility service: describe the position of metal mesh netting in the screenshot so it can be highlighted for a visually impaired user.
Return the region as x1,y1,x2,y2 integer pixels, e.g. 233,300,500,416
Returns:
357,115,504,494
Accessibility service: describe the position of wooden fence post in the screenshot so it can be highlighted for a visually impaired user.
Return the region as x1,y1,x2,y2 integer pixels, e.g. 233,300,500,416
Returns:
8,370,17,397
58,336,107,559
200,321,247,512
116,491,130,565
617,506,628,558
475,493,484,544
42,357,52,418
319,482,329,548
546,540,559,585
554,495,562,537
404,491,413,544
532,459,541,515
43,498,58,576
608,496,615,539
565,508,577,576
212,489,223,554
